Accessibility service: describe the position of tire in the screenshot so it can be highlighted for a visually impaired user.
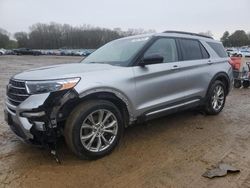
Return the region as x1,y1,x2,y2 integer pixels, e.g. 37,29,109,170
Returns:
243,80,250,88
204,80,226,115
0,52,3,56
234,80,241,88
64,100,124,159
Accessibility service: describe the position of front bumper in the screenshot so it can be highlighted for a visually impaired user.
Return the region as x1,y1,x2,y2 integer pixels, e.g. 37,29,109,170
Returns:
4,93,50,141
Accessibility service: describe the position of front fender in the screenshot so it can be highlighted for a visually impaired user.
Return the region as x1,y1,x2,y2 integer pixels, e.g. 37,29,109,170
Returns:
77,87,136,122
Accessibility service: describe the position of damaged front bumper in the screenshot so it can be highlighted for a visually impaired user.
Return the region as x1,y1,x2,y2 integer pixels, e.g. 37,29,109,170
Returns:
4,90,78,145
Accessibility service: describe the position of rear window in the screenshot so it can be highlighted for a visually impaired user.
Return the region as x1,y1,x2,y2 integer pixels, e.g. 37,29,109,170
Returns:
207,42,228,58
179,39,209,61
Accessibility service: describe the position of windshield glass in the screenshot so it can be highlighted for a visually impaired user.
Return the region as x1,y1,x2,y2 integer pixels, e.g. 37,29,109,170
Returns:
81,36,151,66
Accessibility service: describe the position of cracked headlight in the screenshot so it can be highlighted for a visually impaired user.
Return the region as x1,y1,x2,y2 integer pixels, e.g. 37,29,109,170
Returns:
26,78,80,94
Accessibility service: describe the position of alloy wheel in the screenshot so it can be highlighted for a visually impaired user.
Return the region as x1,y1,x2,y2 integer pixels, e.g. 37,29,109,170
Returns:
211,85,225,111
80,109,118,152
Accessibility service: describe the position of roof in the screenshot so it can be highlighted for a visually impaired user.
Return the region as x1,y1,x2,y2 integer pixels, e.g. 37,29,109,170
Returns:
117,31,217,43
152,31,217,42
163,31,213,39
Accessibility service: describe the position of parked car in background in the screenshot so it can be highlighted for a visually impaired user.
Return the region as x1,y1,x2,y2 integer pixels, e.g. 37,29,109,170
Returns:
238,49,250,57
74,49,93,56
4,50,15,55
226,48,238,56
4,31,233,159
40,50,48,55
60,49,73,56
84,49,95,56
48,50,57,55
13,48,42,55
0,48,6,55
52,49,61,56
37,49,96,56
74,50,85,56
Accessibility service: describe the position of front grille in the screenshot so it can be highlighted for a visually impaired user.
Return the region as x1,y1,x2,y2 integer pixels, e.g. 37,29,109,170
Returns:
7,79,30,106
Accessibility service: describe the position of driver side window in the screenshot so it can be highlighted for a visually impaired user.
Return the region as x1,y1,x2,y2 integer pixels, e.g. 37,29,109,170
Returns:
144,38,178,63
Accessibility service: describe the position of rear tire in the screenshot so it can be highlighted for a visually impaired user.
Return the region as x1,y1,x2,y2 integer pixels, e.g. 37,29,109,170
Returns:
204,80,226,115
64,100,124,159
243,80,250,88
234,80,241,88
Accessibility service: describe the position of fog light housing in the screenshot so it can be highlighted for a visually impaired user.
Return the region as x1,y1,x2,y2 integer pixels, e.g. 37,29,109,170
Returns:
21,111,46,118
34,121,46,131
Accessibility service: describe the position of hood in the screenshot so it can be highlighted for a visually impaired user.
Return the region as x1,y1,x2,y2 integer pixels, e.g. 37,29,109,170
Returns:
13,63,118,80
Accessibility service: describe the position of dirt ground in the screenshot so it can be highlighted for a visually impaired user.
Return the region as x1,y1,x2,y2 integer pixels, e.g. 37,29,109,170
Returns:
0,55,250,188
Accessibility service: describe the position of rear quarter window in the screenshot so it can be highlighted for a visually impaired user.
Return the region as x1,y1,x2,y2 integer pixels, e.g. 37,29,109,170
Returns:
207,42,228,58
179,39,209,61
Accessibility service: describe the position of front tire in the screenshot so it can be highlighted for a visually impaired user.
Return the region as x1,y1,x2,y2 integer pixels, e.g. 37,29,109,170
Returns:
64,100,124,159
204,80,226,115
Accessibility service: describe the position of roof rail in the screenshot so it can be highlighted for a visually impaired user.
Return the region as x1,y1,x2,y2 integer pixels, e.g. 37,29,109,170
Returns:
163,31,213,39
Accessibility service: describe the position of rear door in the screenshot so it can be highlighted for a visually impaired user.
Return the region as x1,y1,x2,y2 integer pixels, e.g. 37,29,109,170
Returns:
176,38,211,99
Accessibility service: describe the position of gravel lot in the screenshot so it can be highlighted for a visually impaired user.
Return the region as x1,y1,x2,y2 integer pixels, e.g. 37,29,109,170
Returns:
0,56,250,188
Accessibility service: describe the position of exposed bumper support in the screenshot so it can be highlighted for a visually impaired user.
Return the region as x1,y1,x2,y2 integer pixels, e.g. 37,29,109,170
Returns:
4,90,78,143
4,93,50,140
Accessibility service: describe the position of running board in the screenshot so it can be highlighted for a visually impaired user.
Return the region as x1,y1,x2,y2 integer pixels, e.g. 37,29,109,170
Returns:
146,99,201,116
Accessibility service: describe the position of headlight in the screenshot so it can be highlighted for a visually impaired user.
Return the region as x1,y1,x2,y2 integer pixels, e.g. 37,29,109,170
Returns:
26,78,80,94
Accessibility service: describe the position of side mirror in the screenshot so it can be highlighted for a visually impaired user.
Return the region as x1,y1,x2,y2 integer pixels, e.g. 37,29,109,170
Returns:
140,54,164,66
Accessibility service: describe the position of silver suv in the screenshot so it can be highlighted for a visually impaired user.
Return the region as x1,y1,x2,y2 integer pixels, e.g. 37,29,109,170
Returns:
4,31,233,159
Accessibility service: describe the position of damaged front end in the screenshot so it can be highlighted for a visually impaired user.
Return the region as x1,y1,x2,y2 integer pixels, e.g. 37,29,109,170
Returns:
4,78,79,162
29,90,78,145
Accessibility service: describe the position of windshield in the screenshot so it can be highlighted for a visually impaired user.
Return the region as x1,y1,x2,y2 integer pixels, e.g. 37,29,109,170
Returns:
81,36,151,66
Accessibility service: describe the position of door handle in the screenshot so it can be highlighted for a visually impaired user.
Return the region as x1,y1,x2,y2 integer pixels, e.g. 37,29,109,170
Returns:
171,65,179,70
207,60,213,65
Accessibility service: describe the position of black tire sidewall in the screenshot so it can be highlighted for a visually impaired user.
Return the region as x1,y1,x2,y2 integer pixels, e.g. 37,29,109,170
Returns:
243,80,250,88
234,80,241,88
71,101,124,159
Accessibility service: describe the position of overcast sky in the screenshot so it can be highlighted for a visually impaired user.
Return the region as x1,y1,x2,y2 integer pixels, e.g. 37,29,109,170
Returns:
0,0,249,40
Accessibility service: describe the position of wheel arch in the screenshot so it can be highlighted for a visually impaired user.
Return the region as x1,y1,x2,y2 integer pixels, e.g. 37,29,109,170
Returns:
60,89,135,127
206,72,231,97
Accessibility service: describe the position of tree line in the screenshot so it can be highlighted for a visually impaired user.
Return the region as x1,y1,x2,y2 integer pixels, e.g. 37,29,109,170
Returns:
0,28,18,49
220,30,250,47
0,23,250,49
0,23,155,49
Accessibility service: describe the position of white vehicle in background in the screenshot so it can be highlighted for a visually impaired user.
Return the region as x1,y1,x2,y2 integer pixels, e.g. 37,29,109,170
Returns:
74,50,84,56
238,49,250,57
226,48,238,56
0,48,6,55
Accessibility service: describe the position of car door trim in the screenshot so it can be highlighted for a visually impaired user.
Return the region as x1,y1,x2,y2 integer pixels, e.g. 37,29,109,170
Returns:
145,99,200,116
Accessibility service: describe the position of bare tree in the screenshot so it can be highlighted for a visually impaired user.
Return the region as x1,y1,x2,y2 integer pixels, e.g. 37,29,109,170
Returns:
14,32,29,48
12,23,153,49
198,30,213,37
